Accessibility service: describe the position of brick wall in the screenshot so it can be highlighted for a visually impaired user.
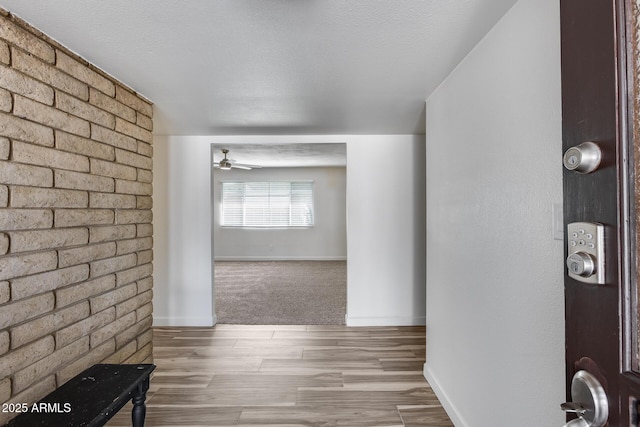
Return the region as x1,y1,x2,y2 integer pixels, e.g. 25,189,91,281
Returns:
0,9,153,422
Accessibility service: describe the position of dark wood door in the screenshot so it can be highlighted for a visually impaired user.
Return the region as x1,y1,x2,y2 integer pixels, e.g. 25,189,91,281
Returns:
561,0,640,425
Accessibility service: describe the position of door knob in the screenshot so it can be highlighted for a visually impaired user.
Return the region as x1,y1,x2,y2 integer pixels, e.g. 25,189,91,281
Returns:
563,141,602,173
560,370,608,427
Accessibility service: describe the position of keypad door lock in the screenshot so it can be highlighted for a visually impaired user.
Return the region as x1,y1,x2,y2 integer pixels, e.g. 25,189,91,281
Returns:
566,222,605,285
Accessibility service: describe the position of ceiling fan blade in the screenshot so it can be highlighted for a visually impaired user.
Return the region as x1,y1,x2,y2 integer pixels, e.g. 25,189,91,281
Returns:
231,164,252,170
233,163,262,169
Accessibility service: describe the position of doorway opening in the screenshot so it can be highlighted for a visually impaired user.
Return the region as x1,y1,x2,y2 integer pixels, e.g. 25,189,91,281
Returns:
211,142,347,325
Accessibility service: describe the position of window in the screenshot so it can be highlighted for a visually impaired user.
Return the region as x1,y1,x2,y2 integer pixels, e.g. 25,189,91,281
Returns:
221,181,314,227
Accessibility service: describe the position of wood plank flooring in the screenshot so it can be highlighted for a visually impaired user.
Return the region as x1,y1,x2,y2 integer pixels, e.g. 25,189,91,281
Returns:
106,325,453,427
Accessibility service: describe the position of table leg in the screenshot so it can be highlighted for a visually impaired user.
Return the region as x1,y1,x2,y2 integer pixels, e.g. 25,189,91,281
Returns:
131,377,150,427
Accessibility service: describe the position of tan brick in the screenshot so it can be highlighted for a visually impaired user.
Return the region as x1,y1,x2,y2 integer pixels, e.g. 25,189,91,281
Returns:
0,335,54,377
0,87,11,112
55,308,115,349
0,160,53,187
58,241,116,268
10,302,90,349
90,283,136,314
13,140,89,172
0,376,55,425
0,331,8,356
116,290,152,319
0,63,54,105
0,209,52,230
115,148,152,170
13,48,87,99
136,302,153,322
136,250,153,265
89,225,136,243
116,209,152,225
56,339,114,385
13,337,88,393
136,195,153,209
0,185,6,207
0,111,54,146
14,95,90,137
55,130,114,161
137,277,152,293
90,124,137,151
54,209,114,229
116,263,153,287
116,237,153,256
102,340,136,364
136,328,153,348
0,20,55,63
10,186,88,208
90,253,137,278
89,192,136,209
115,86,153,117
56,51,115,97
137,141,153,157
114,315,150,349
0,251,57,282
11,264,89,300
89,88,135,122
0,233,7,255
90,158,136,180
8,228,88,253
137,169,153,184
0,40,9,64
56,91,115,129
0,293,55,330
55,275,115,308
54,169,114,192
137,223,153,238
125,342,152,364
136,112,153,131
115,117,152,143
115,179,152,196
0,377,9,403
0,281,9,304
91,311,135,347
0,136,9,159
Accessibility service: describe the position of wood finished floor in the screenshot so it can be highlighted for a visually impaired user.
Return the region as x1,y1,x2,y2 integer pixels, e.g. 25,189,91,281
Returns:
106,325,453,427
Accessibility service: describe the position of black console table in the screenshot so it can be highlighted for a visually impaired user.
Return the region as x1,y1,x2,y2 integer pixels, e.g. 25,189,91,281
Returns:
3,364,155,427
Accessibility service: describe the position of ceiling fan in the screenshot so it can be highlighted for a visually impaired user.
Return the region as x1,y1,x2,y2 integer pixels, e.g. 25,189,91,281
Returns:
214,149,262,171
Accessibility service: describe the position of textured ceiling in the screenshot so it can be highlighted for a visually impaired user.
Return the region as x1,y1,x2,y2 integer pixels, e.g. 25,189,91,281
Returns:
0,0,518,136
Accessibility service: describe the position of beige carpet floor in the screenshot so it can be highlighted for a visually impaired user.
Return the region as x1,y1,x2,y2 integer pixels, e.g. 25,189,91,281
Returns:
214,261,346,325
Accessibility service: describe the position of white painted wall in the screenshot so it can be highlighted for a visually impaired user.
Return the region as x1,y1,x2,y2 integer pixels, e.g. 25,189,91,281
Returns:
153,134,425,327
346,136,426,326
423,0,564,425
153,135,215,326
213,166,347,260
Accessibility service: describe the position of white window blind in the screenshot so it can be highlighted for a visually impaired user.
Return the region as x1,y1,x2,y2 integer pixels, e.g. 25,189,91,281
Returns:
221,181,314,227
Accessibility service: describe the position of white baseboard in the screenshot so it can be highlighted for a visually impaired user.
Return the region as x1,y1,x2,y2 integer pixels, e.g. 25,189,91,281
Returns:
153,315,217,327
214,256,347,261
423,363,468,427
345,315,425,327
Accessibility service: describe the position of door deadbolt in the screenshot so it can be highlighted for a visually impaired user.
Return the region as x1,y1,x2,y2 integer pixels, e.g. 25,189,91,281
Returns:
567,252,596,277
563,142,602,174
